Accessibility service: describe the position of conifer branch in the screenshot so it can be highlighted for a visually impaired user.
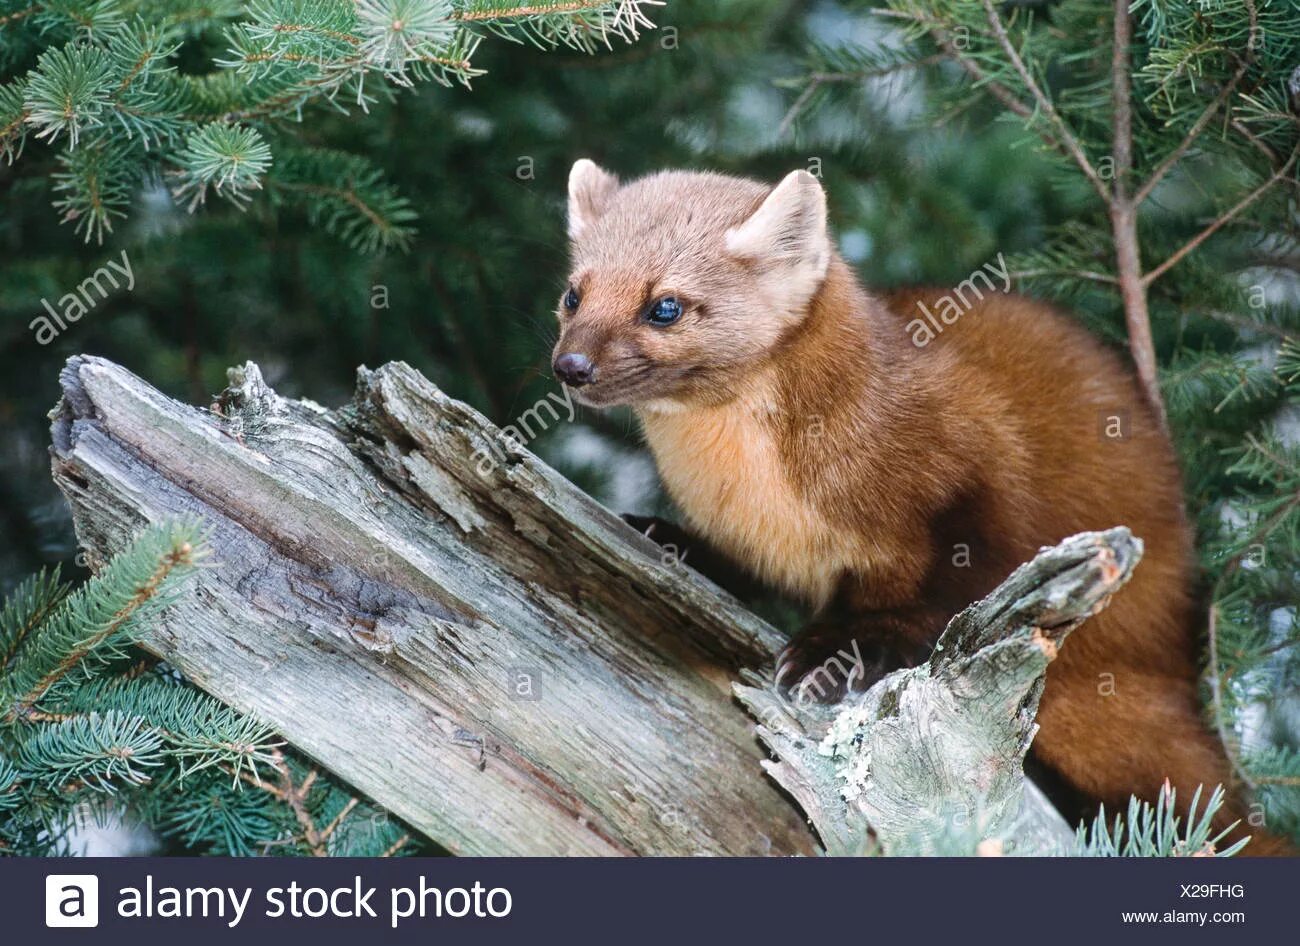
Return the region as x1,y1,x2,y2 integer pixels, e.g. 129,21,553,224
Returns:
273,181,389,233
1214,442,1300,587
0,569,69,667
882,10,1106,203
0,108,28,159
6,529,199,717
1230,116,1289,170
931,29,1033,121
776,53,945,139
1133,0,1259,206
1143,141,1300,288
221,759,293,801
978,0,1111,205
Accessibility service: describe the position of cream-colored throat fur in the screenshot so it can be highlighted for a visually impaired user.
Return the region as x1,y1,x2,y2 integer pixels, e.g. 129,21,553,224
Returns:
636,383,851,607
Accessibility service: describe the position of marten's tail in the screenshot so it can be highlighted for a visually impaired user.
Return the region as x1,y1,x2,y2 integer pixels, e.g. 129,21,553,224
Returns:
1215,796,1296,857
1032,663,1295,856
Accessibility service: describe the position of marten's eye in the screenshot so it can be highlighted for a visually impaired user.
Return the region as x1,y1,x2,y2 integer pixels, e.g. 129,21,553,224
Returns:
563,287,580,311
646,296,683,327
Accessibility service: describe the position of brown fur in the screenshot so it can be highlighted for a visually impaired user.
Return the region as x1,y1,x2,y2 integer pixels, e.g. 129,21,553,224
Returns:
554,163,1289,854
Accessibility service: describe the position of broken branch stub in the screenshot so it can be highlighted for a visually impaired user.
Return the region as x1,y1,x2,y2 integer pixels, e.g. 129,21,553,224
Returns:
735,528,1141,855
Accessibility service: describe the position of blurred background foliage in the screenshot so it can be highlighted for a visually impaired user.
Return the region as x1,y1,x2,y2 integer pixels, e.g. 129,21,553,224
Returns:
0,0,1079,584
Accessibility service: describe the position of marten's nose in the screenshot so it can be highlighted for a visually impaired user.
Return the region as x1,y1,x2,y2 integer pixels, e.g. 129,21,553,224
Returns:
553,352,595,387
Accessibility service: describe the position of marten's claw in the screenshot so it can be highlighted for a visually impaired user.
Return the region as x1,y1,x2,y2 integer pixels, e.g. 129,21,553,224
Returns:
623,514,654,538
622,513,679,544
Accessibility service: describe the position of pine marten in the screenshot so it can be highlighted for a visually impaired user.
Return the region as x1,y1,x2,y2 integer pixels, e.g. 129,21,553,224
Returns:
552,159,1286,854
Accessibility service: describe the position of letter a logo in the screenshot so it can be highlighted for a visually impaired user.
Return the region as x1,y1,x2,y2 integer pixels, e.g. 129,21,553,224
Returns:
45,875,99,927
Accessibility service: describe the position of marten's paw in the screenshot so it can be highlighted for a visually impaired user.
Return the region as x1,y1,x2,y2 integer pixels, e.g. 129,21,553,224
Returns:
775,630,894,703
777,606,945,702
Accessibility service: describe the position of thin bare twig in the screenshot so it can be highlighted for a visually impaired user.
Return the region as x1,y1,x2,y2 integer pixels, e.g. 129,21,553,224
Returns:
318,797,360,843
0,5,37,27
1144,141,1300,287
870,9,1035,118
1204,310,1295,341
381,833,412,857
1010,267,1118,285
777,55,945,139
1231,117,1282,167
1109,0,1167,429
270,751,331,855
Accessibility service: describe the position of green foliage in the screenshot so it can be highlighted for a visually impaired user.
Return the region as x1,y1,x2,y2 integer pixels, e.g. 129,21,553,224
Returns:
0,522,422,856
1071,785,1248,857
0,568,70,665
1,520,200,712
0,0,657,247
268,144,418,252
172,123,274,211
883,785,1247,856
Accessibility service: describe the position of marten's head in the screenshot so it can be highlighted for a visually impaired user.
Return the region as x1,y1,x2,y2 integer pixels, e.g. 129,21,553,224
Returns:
553,160,832,409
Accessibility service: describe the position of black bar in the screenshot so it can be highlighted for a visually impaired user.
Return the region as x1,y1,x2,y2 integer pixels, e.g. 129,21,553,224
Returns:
5,856,1292,944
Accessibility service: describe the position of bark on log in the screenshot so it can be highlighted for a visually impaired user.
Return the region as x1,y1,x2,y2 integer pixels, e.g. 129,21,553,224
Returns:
735,528,1141,855
47,355,1131,856
50,356,812,856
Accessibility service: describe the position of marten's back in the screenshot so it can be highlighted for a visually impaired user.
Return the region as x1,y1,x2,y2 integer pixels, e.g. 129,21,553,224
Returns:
880,287,1198,673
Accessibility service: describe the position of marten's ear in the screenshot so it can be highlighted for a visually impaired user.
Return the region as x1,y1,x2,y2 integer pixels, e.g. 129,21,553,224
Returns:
568,159,619,240
725,170,830,281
